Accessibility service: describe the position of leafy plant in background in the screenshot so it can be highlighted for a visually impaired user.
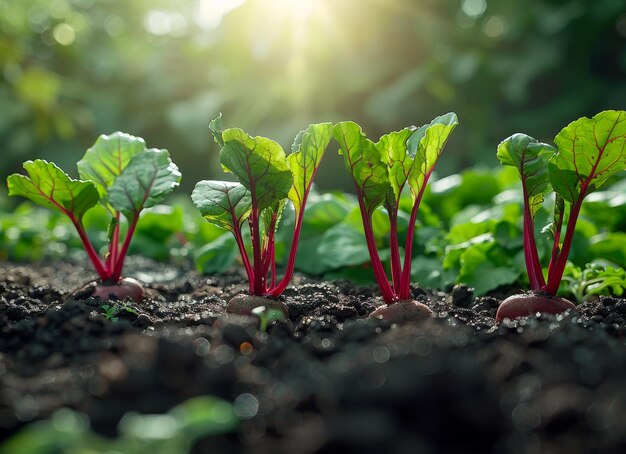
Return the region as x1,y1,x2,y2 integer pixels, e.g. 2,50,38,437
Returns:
495,110,626,321
0,395,238,454
562,262,626,303
334,113,458,311
6,132,181,301
192,115,332,298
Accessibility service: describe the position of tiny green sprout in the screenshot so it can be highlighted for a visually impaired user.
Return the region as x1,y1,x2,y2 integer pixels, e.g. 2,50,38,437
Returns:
251,305,286,332
100,303,138,322
100,304,119,322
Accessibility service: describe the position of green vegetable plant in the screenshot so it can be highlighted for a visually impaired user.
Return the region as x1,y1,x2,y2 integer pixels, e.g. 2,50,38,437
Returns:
495,110,626,321
192,115,332,305
334,113,458,319
562,262,626,303
7,132,181,301
100,303,139,322
251,305,286,332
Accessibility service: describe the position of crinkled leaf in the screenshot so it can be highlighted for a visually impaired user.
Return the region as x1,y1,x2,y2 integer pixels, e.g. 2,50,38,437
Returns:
334,121,392,215
108,149,181,219
550,110,626,203
262,199,287,235
288,122,333,217
77,132,146,211
191,180,252,231
7,159,99,220
406,112,458,201
209,113,225,147
217,128,293,210
497,133,555,218
377,128,414,206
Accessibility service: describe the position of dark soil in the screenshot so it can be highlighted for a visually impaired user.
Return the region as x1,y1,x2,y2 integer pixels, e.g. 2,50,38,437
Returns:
2,259,626,453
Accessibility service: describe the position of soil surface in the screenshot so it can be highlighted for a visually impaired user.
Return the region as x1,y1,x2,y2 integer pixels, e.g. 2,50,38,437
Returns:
2,258,626,453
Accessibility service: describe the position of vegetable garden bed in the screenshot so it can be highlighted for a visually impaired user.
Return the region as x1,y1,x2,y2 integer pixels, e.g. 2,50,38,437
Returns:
1,259,626,453
1,110,626,453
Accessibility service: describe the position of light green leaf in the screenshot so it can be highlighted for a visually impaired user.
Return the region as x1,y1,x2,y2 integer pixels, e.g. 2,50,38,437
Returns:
209,113,225,147
7,159,99,220
497,133,555,217
407,112,458,201
550,110,626,203
77,132,147,210
458,242,520,295
318,224,391,268
108,149,181,219
288,122,333,217
377,128,414,205
194,234,238,274
334,121,392,215
218,128,293,210
191,180,252,231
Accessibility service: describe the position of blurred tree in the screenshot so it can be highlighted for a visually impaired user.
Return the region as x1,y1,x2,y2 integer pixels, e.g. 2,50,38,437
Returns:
0,0,625,194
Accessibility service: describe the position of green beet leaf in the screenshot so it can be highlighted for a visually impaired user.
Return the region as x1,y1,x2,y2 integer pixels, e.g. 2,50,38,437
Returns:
550,110,626,203
288,122,333,218
7,159,99,221
191,180,252,232
406,112,458,202
334,121,392,215
497,133,555,218
209,113,225,147
377,128,414,206
108,149,181,219
216,127,293,210
77,132,147,211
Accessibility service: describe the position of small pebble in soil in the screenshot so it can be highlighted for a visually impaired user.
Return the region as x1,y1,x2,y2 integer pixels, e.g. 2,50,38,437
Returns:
227,294,289,318
449,284,474,308
369,300,433,323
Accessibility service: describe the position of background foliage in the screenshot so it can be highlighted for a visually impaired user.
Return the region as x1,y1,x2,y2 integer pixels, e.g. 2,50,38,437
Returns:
1,0,625,191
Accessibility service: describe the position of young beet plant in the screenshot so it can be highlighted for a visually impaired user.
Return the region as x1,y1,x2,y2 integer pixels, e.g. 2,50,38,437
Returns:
192,115,332,315
334,113,458,321
496,110,626,322
7,132,181,301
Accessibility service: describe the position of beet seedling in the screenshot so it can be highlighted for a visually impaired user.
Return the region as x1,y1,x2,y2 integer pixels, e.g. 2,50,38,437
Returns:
7,132,181,301
192,115,332,313
334,113,458,321
495,110,626,321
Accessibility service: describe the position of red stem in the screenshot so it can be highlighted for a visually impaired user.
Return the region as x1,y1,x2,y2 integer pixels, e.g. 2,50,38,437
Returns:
356,191,396,304
399,172,432,300
249,206,265,295
545,193,585,295
260,212,278,286
546,213,564,287
232,222,255,294
521,186,546,290
522,202,542,290
267,172,320,297
387,207,402,293
69,215,108,281
110,214,139,283
269,239,276,289
267,211,304,297
106,212,121,274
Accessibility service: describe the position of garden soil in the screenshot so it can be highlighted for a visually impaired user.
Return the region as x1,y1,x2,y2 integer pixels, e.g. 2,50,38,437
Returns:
2,258,626,453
